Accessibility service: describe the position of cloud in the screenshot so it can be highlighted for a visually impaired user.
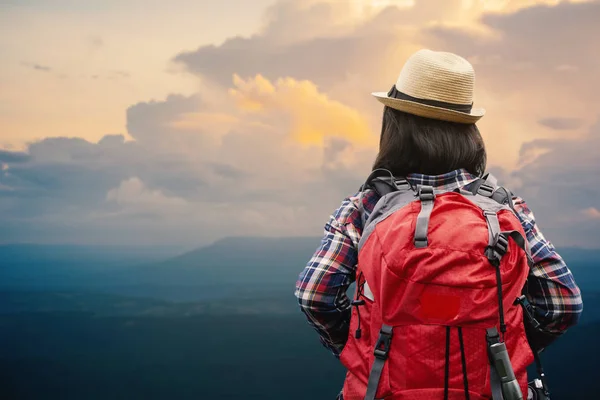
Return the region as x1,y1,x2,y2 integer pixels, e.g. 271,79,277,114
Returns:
0,72,376,245
106,177,188,208
0,149,30,163
126,94,201,143
171,1,423,95
582,207,600,219
228,74,374,146
171,0,575,94
2,0,599,247
21,62,52,72
538,117,584,131
427,1,600,97
422,0,600,167
168,0,600,172
498,117,600,248
33,64,51,71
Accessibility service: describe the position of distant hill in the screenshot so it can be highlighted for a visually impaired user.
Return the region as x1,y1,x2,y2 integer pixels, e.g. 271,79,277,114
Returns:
0,244,185,287
0,239,597,399
110,238,600,301
0,244,186,268
0,238,597,302
161,236,321,271
76,236,323,301
106,237,598,281
120,236,322,284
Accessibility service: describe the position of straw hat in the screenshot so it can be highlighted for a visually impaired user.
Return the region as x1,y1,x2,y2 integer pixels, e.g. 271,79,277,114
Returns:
372,49,485,124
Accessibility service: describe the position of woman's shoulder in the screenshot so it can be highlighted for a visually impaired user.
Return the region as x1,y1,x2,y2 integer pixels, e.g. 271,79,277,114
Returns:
331,188,380,228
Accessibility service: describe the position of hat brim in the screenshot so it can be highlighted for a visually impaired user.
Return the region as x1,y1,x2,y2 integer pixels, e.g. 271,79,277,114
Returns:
372,92,485,124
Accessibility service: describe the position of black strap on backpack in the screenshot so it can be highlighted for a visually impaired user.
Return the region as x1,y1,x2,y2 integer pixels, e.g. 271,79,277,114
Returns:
470,172,517,212
470,172,498,196
479,175,552,398
359,168,410,197
483,215,525,400
484,211,509,335
358,169,411,225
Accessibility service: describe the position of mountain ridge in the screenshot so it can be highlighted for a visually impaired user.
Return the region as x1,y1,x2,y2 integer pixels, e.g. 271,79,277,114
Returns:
1,238,597,302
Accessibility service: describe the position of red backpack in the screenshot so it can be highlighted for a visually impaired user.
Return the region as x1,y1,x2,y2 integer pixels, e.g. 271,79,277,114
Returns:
340,170,540,400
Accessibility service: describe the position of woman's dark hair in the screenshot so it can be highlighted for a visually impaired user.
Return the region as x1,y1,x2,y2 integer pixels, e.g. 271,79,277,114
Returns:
372,106,487,177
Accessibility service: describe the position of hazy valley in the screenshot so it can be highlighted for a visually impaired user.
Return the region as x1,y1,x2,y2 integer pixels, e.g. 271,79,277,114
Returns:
1,238,598,399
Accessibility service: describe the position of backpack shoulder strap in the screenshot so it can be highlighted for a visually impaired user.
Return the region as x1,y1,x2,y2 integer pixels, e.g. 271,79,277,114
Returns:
358,169,412,226
469,172,517,211
360,168,410,197
469,172,497,197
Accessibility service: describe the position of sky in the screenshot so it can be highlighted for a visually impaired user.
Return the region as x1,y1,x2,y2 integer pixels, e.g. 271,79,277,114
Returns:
1,0,599,248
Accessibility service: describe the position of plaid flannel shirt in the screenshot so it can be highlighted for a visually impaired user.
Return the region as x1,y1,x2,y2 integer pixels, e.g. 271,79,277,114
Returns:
295,168,583,357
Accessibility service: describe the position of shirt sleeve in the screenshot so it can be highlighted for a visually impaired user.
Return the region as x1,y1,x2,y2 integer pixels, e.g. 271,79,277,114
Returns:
512,196,583,333
294,197,361,357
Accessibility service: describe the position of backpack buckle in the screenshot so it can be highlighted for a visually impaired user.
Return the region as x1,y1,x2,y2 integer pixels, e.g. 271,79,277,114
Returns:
373,325,393,360
478,183,495,197
495,233,509,257
485,232,508,267
485,246,501,267
515,295,541,330
414,238,428,248
418,185,435,201
486,327,501,346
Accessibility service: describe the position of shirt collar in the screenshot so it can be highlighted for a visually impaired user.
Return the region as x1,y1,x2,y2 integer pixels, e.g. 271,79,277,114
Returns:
405,168,480,191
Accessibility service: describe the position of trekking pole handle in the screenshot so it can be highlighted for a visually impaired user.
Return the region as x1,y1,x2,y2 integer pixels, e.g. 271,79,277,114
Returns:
490,342,524,400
